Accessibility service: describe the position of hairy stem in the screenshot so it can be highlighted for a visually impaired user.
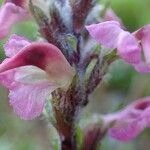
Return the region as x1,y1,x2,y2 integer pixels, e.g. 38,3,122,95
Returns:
52,76,87,150
86,50,118,94
71,0,96,32
29,0,116,149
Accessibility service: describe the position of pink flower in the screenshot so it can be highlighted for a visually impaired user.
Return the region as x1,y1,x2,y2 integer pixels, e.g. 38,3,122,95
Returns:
103,97,150,141
86,21,150,73
4,0,27,7
0,1,29,39
0,34,74,120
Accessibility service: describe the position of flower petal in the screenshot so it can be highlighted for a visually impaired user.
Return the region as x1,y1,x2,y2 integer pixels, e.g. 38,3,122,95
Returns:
133,62,150,73
104,97,150,141
0,67,57,120
0,42,74,87
4,0,27,8
0,69,18,89
117,31,141,63
0,2,28,39
86,21,122,49
109,121,145,141
4,34,30,57
0,65,50,87
134,25,150,64
9,82,54,120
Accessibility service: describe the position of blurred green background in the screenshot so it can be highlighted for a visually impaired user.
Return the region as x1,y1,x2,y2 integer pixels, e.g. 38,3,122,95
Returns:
1,0,150,150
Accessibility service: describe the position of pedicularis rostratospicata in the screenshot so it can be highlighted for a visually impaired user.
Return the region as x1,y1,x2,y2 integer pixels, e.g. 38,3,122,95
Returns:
0,0,150,149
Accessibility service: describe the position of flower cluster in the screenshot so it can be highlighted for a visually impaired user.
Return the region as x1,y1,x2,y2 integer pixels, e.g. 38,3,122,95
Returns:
0,0,150,146
86,7,150,141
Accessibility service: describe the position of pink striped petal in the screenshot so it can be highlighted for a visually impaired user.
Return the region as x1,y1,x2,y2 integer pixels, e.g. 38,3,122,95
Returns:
9,82,54,120
0,66,57,120
0,2,28,39
86,21,122,49
4,34,30,57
